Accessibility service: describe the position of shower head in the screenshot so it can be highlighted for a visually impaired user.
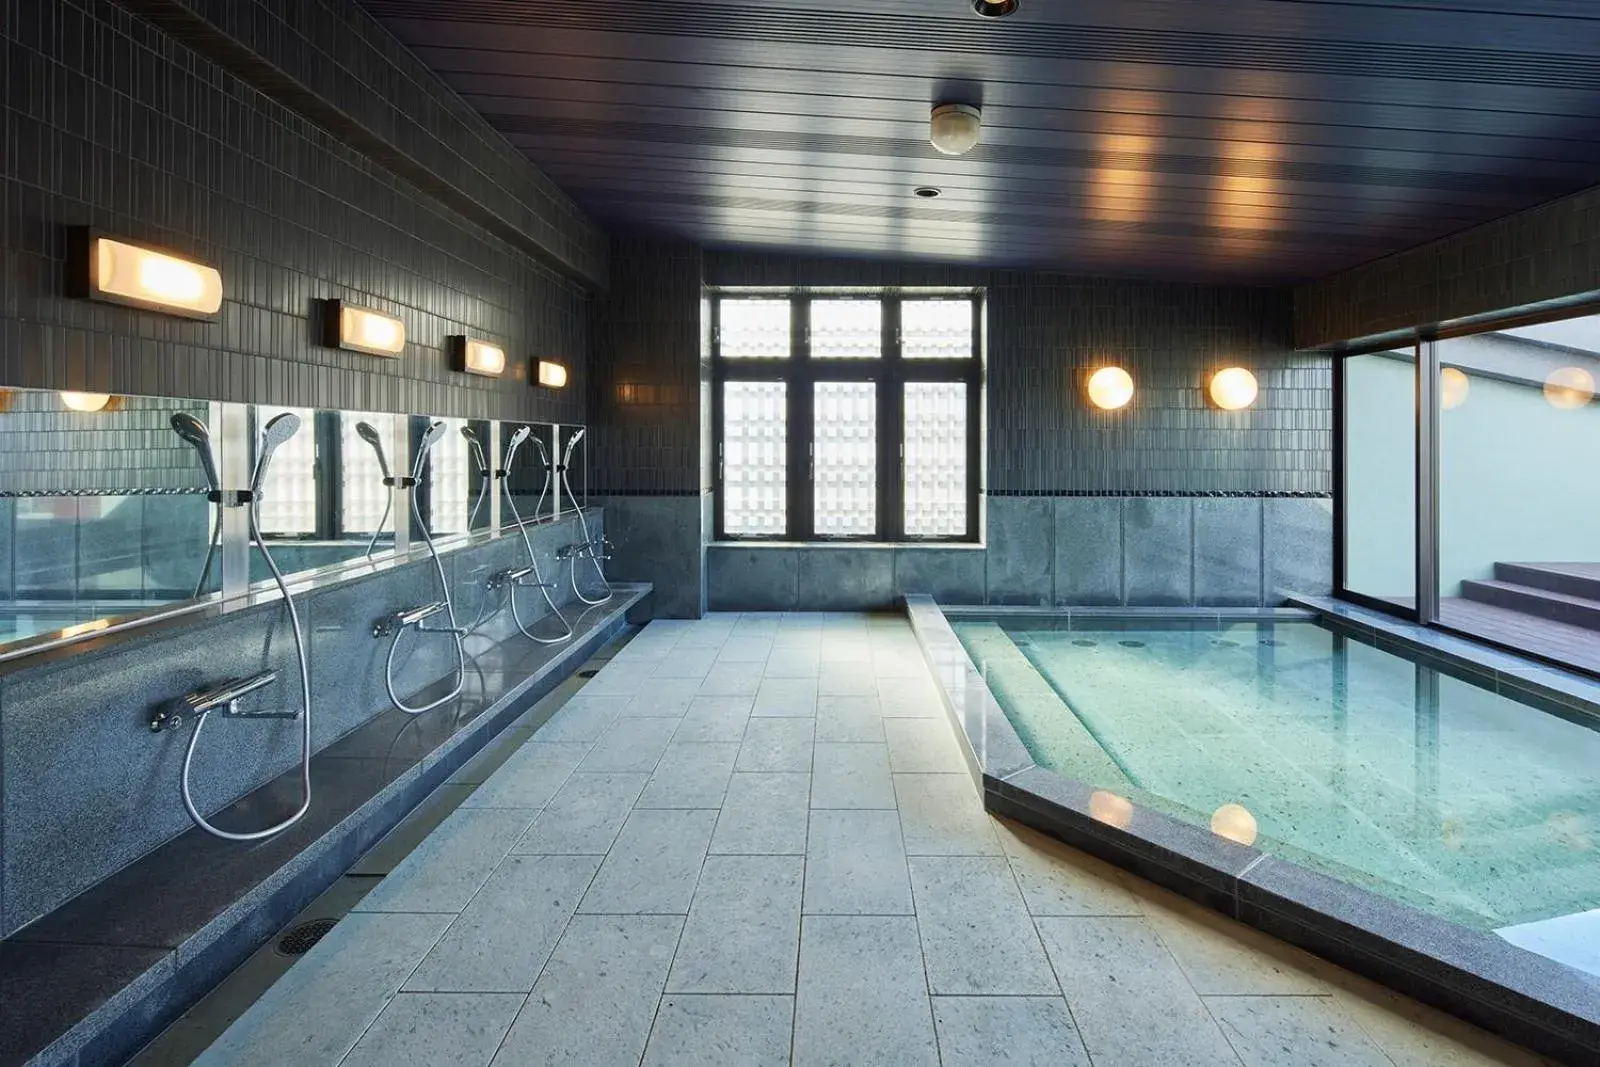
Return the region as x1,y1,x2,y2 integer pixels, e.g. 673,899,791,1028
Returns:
170,412,220,492
355,420,392,482
412,418,447,479
504,424,532,468
252,411,302,494
561,427,586,466
459,425,488,476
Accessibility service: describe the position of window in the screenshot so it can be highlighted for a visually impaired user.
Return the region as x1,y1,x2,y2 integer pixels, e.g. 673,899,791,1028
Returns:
712,293,982,542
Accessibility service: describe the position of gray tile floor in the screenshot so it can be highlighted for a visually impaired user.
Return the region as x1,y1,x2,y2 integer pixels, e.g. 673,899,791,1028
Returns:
186,613,1555,1067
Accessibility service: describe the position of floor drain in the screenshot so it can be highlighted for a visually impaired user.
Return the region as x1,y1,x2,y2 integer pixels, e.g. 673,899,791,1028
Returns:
1119,640,1146,648
578,669,598,678
1072,639,1098,647
1259,638,1280,647
275,918,337,957
1213,639,1240,648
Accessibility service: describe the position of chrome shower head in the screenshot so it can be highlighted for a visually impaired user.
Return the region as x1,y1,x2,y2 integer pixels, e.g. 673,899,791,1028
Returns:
170,412,220,492
504,424,532,468
459,425,488,476
413,418,447,479
562,426,585,465
252,411,302,494
355,420,392,482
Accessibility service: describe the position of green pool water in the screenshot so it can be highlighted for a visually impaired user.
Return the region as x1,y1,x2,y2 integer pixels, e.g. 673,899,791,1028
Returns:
955,619,1600,959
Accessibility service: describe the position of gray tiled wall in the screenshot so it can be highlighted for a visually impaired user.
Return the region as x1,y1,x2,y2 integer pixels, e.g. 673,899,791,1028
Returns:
706,497,1332,610
2,0,591,424
0,511,599,936
1296,181,1600,348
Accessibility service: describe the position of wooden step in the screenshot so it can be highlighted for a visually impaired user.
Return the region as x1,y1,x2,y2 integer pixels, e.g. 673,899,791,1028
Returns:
1495,563,1600,601
1460,579,1600,632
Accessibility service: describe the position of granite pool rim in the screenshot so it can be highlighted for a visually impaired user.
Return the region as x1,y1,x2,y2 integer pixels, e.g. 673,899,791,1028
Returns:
906,594,1600,1066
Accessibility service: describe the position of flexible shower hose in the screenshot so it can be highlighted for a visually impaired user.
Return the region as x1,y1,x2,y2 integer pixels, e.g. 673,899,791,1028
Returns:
384,453,467,715
562,464,613,606
503,471,573,644
179,495,312,842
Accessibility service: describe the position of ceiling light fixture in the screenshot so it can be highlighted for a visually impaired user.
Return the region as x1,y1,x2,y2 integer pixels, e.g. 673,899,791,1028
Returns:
930,103,982,156
60,391,117,413
972,0,1020,15
450,335,507,377
913,186,942,199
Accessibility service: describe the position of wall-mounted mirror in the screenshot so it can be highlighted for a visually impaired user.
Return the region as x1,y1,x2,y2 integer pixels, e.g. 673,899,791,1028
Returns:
0,387,222,653
250,406,405,585
557,424,589,516
500,421,557,529
409,415,493,542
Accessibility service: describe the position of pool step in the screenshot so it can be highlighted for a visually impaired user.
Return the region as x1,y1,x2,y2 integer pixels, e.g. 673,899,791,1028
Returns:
1494,562,1600,602
1460,578,1600,632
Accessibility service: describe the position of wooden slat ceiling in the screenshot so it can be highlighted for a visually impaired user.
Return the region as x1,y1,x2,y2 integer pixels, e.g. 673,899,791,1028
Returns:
361,0,1600,284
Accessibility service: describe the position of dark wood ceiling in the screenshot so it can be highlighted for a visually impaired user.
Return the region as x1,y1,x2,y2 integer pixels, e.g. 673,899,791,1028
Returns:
362,0,1600,284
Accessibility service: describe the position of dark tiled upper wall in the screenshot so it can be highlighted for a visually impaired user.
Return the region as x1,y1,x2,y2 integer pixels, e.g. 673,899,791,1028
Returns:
1296,183,1600,349
123,0,608,286
2,0,590,424
588,240,705,495
705,251,1330,495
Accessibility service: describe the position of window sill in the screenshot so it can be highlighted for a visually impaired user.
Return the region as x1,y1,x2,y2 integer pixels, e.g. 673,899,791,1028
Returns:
708,540,985,551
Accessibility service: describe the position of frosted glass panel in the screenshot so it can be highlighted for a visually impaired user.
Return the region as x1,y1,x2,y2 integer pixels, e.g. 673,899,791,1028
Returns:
812,299,881,359
257,406,317,535
814,382,877,536
724,381,787,535
720,299,791,359
340,412,397,534
902,300,973,359
904,383,968,536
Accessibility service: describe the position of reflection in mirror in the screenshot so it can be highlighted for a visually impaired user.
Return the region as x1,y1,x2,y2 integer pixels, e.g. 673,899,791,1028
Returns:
558,424,588,515
342,411,401,559
0,387,221,651
410,415,492,539
500,422,556,529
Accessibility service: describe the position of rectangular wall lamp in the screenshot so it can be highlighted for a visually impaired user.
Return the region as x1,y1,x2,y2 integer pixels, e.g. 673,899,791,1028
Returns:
325,300,405,357
537,360,568,388
74,233,223,319
450,335,506,377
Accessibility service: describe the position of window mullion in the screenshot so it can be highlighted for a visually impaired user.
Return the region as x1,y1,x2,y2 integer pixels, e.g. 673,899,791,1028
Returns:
790,297,811,541
883,297,903,541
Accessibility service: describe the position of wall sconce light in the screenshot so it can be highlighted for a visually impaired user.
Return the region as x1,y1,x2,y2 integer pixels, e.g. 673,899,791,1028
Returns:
1544,366,1595,410
1208,367,1259,410
1085,366,1134,410
325,300,405,357
537,360,569,389
1440,367,1471,410
74,233,223,318
60,391,121,413
450,336,506,377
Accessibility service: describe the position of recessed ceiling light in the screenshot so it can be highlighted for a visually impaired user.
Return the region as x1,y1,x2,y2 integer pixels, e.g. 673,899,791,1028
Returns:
913,186,942,199
973,0,1020,16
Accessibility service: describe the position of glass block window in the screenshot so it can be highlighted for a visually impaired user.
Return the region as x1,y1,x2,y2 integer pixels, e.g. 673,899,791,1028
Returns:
814,382,877,536
902,299,974,359
257,407,317,536
812,300,881,359
427,417,471,535
904,383,969,536
340,412,397,534
720,299,791,359
723,381,787,535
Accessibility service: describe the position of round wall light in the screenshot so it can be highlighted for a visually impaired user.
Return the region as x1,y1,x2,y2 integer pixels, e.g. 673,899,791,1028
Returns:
1544,366,1595,409
60,391,114,413
1439,367,1471,410
1208,367,1258,410
930,104,982,156
1210,802,1259,846
1086,366,1135,410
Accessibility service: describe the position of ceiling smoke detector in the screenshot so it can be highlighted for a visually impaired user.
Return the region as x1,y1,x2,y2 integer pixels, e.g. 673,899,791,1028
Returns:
913,186,943,199
930,104,982,156
973,0,1020,15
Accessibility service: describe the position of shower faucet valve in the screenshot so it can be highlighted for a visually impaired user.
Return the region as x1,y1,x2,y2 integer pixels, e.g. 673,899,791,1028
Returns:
150,670,288,732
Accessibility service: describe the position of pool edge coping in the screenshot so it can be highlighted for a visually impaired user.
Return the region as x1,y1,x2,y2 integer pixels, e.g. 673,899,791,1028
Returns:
902,594,1600,1067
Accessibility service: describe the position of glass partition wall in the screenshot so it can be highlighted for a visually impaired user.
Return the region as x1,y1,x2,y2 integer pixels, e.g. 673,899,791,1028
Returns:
1340,313,1600,675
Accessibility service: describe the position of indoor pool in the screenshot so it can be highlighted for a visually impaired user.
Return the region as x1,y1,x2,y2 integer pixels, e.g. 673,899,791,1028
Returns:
955,618,1600,977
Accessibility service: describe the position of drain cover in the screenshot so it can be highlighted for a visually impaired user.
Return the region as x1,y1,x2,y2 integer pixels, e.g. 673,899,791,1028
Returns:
275,918,338,957
1213,639,1240,648
577,668,599,679
1119,640,1146,648
1072,639,1098,647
